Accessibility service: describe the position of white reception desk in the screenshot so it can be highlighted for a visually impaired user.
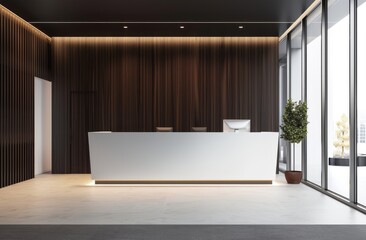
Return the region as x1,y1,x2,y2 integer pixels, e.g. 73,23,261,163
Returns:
88,132,278,184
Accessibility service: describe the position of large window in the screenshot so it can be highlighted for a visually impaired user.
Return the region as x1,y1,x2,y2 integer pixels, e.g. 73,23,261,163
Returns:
306,6,322,186
280,0,366,213
327,0,349,198
279,39,288,171
357,0,366,206
290,24,302,171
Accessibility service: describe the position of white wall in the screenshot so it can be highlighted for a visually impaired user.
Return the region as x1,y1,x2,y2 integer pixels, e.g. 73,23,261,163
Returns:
34,77,52,175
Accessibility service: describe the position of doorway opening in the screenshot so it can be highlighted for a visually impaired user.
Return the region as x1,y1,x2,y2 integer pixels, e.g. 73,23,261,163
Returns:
34,77,52,175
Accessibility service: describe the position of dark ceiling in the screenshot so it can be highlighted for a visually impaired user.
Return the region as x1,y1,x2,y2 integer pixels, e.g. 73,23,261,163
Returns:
0,0,315,37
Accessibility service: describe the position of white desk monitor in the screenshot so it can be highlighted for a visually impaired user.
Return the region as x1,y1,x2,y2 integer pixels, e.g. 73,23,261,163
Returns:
223,119,251,132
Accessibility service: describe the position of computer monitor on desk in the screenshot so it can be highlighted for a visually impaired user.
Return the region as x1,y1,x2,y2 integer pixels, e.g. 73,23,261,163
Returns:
223,119,250,132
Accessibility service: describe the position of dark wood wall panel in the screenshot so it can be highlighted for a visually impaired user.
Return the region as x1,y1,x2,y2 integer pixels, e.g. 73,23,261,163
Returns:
52,37,278,174
0,6,50,188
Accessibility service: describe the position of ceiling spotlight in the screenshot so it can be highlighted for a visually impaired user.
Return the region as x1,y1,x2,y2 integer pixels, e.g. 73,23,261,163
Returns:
180,26,185,29
123,26,128,29
238,26,244,29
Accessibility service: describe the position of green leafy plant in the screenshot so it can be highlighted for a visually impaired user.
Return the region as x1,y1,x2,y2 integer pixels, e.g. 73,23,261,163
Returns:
280,99,308,143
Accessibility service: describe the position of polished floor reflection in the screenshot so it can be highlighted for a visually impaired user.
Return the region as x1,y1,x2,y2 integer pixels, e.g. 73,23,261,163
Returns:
0,174,365,224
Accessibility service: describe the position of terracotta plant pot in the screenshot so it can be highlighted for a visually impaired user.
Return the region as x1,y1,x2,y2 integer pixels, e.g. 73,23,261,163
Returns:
284,171,302,184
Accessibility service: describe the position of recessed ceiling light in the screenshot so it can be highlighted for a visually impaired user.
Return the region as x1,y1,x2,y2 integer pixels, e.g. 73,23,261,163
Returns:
123,26,128,29
238,26,244,29
180,26,185,29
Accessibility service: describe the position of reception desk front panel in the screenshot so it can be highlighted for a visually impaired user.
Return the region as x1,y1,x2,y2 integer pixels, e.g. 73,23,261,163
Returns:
88,132,278,184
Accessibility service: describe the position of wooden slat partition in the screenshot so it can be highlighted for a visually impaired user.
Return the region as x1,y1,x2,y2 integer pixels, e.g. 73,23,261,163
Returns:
52,37,279,174
0,6,50,188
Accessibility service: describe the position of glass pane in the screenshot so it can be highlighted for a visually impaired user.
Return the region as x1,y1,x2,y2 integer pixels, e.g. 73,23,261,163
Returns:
306,6,322,186
279,39,288,171
290,24,302,171
327,0,349,198
357,0,366,206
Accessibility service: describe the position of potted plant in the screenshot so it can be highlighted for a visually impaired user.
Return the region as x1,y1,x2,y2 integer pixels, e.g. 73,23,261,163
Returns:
280,99,308,184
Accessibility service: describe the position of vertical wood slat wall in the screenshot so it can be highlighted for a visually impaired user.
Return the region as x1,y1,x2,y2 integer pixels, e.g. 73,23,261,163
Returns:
52,37,279,174
0,7,50,188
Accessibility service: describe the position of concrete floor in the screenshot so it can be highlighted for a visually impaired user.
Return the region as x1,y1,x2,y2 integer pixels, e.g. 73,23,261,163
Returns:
0,174,365,224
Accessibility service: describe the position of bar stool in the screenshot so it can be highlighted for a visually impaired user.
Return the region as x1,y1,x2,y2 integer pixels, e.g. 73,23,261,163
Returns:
156,127,173,132
192,127,207,132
